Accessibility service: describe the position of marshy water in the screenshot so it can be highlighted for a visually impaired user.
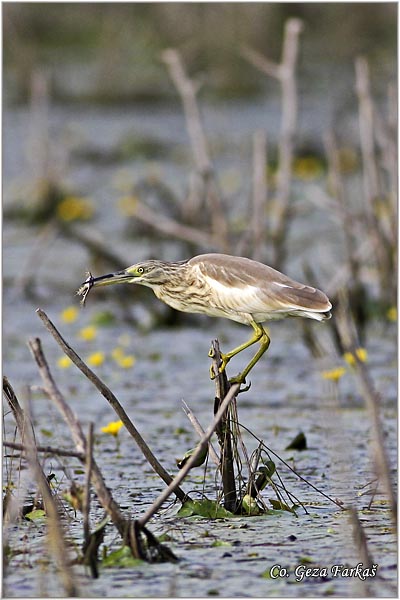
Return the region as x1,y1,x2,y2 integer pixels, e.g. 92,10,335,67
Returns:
3,91,397,596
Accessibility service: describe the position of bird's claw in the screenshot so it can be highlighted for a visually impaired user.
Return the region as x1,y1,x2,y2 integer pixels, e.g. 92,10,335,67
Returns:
237,381,252,393
209,354,230,380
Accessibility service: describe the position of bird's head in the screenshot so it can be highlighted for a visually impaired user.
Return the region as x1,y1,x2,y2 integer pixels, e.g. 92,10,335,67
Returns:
77,260,181,304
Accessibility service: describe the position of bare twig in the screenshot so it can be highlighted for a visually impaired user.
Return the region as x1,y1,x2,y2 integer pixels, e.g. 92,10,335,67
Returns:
355,56,395,305
161,48,229,248
82,423,94,550
336,293,396,526
242,19,303,269
59,223,128,270
131,198,220,250
27,337,176,562
324,131,359,282
4,377,78,596
251,130,268,261
349,507,375,569
349,507,374,596
210,339,238,513
240,46,280,79
3,440,84,460
162,48,211,176
181,400,220,466
36,308,187,503
138,381,240,527
355,57,380,204
27,338,128,528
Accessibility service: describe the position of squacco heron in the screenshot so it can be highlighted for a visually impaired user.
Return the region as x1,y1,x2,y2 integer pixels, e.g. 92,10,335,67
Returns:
78,253,331,384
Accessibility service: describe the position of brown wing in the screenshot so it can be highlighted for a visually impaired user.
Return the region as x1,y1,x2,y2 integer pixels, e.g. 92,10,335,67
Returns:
189,253,331,313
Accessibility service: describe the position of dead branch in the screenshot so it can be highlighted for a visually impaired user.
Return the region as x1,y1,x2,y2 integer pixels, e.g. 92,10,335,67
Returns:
336,293,396,526
181,400,220,466
36,308,187,503
349,507,375,570
251,130,268,261
130,198,220,250
240,46,280,79
3,440,84,460
355,56,380,204
58,223,128,270
3,377,78,596
355,56,395,305
82,423,94,554
324,131,360,282
161,48,229,248
242,18,303,269
210,339,238,513
27,337,177,562
3,376,36,443
27,338,127,524
162,48,211,176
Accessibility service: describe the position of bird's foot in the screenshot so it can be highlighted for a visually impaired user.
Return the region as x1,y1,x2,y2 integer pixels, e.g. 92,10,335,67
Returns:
228,374,251,393
208,351,230,380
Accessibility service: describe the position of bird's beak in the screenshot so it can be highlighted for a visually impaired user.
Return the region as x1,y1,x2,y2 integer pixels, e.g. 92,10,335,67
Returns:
77,270,133,305
87,270,133,288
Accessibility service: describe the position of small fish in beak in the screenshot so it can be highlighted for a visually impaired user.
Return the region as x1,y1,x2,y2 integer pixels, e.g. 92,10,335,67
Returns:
77,272,94,306
77,270,133,306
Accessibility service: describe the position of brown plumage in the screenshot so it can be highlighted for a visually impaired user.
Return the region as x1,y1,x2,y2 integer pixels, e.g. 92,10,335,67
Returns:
78,253,332,383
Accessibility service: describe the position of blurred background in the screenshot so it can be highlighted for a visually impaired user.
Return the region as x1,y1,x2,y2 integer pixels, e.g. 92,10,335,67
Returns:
3,3,396,104
3,0,397,386
2,5,397,598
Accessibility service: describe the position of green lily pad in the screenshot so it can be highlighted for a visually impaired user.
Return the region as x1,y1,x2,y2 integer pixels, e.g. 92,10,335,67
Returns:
211,539,232,547
177,499,235,519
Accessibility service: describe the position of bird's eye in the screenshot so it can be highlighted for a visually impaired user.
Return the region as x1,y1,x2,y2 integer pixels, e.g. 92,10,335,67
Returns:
137,267,144,274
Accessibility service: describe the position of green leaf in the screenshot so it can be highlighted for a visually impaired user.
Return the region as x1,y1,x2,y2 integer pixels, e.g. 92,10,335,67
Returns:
269,499,298,513
252,461,276,492
177,499,234,519
40,428,53,438
102,546,143,568
241,494,262,516
211,539,232,547
285,431,307,451
176,445,208,469
25,509,46,521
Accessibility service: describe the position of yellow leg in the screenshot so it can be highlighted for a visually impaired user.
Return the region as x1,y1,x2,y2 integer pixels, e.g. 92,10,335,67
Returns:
209,321,270,383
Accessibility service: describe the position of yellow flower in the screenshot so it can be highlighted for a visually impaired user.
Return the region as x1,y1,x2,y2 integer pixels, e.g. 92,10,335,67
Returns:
111,347,124,360
87,352,105,367
387,306,397,322
343,348,368,366
116,355,136,369
322,367,347,382
57,356,72,369
112,347,136,368
101,420,124,436
61,306,79,324
78,325,97,341
56,196,94,222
